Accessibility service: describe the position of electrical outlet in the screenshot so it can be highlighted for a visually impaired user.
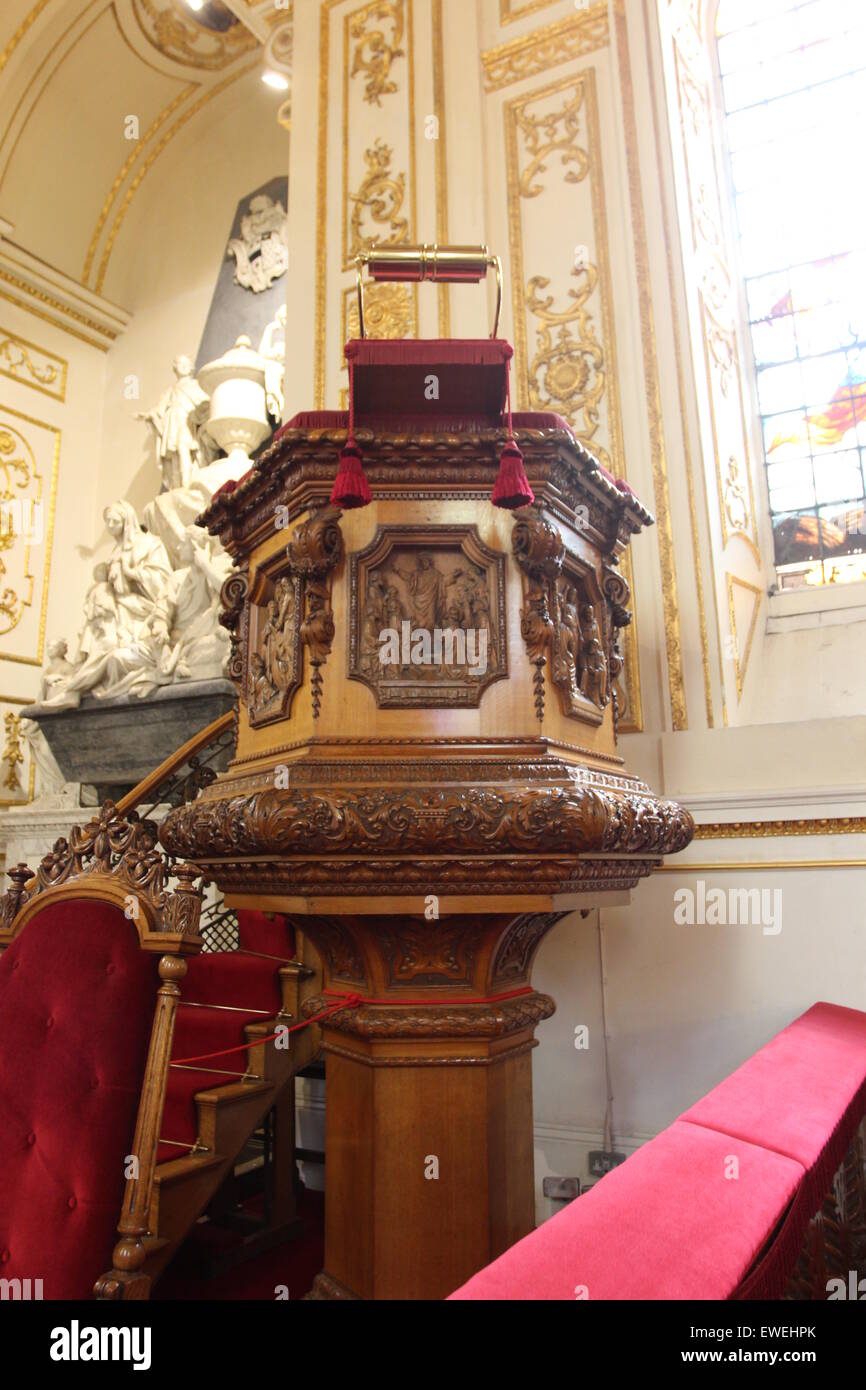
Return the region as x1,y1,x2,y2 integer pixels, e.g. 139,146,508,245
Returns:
588,1149,627,1177
542,1176,580,1201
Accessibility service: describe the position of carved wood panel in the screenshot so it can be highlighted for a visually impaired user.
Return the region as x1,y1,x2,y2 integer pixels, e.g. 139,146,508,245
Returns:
348,524,507,708
512,506,629,728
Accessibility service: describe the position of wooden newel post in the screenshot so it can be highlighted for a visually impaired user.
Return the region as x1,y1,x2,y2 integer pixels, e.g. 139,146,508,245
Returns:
94,954,187,1300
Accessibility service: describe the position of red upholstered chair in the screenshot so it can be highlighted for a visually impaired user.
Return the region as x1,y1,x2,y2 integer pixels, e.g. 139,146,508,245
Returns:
0,804,204,1300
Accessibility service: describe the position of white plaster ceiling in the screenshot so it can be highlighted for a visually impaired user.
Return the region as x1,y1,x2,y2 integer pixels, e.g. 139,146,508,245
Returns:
0,0,289,303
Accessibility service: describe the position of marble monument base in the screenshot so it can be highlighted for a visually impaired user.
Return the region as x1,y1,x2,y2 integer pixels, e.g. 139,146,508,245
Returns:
23,678,236,795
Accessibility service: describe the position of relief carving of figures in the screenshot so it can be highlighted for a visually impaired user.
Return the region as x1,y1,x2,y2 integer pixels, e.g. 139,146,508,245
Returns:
578,601,609,709
249,576,300,722
349,526,507,710
227,194,289,294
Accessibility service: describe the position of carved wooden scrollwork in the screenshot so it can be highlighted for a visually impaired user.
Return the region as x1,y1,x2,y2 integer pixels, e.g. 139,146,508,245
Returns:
160,781,693,863
244,505,343,726
219,568,249,695
289,505,343,719
0,801,204,939
512,507,614,724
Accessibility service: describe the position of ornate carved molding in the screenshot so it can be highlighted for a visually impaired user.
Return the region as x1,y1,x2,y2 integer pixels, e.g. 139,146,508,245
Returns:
160,780,693,866
201,424,652,560
219,568,249,695
302,990,555,1039
491,912,566,984
288,504,343,720
378,919,478,985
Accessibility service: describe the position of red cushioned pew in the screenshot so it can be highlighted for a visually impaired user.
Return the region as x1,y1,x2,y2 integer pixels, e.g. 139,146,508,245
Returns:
449,1003,866,1300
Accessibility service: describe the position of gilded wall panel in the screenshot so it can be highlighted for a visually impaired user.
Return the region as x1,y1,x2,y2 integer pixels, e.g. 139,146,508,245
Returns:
504,65,640,730
0,328,67,402
0,405,59,668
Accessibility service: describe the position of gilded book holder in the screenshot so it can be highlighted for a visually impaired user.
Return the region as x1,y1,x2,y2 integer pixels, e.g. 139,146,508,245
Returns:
161,247,693,1300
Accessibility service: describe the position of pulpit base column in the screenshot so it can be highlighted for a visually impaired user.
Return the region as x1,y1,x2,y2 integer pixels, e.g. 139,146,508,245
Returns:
313,1023,541,1301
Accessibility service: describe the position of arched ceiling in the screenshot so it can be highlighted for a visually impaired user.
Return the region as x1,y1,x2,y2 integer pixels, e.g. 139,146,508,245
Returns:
0,0,290,304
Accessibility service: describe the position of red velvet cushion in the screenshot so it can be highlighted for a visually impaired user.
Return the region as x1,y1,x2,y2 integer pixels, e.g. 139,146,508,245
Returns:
448,1120,804,1301
0,902,157,1299
236,909,295,958
681,1002,866,1212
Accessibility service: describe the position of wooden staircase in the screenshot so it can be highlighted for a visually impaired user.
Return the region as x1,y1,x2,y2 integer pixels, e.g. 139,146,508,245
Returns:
141,932,323,1287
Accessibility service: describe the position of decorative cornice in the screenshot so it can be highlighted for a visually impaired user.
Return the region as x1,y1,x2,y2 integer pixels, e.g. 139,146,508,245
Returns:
199,423,653,560
483,6,610,91
694,817,866,840
0,234,130,351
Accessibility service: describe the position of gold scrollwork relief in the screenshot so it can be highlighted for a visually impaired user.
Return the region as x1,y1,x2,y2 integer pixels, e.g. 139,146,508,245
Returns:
0,423,36,638
2,710,24,792
0,329,67,402
131,0,257,71
349,0,405,106
348,139,410,265
525,269,605,459
0,405,59,666
505,66,641,730
343,281,415,342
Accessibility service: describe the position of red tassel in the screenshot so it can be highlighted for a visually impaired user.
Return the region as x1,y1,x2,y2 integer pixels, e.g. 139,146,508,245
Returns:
330,438,371,509
330,353,371,508
492,439,534,509
492,349,534,509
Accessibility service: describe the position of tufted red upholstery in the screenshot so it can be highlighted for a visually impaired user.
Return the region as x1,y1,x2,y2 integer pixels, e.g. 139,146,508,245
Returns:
0,900,158,1299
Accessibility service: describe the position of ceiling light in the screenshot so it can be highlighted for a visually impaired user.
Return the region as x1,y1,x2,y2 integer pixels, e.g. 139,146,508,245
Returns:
186,1,205,12
262,70,289,91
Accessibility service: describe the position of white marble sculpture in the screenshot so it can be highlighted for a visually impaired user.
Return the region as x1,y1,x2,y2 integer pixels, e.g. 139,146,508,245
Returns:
41,502,174,708
154,526,232,684
259,301,287,423
227,193,288,293
36,324,285,711
137,354,210,491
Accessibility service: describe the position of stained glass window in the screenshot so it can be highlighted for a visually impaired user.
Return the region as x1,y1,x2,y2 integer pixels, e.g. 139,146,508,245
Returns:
716,0,866,587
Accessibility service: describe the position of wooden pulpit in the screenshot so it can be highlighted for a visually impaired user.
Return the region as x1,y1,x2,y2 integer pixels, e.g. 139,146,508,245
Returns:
161,250,693,1299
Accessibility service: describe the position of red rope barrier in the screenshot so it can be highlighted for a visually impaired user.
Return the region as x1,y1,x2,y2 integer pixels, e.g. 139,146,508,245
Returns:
169,985,535,1068
169,995,362,1067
